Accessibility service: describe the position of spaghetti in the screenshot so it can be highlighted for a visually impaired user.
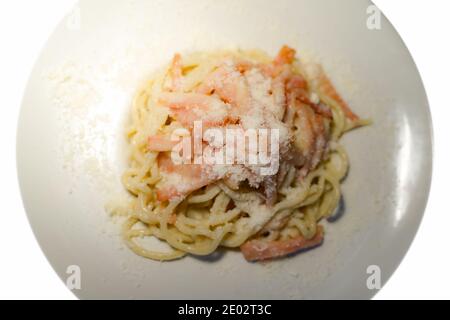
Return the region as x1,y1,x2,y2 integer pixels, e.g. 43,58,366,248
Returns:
118,46,367,262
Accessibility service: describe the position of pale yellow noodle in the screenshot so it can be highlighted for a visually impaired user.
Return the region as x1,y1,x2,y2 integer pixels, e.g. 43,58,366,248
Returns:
118,50,365,261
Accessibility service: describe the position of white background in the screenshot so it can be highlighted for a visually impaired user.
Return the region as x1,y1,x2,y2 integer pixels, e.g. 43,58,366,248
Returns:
0,0,448,300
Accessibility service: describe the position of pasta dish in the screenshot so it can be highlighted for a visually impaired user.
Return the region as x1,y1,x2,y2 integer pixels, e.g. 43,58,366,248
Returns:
119,46,367,262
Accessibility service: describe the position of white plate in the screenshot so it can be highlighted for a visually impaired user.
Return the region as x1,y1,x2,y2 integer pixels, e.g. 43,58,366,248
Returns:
17,0,432,299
